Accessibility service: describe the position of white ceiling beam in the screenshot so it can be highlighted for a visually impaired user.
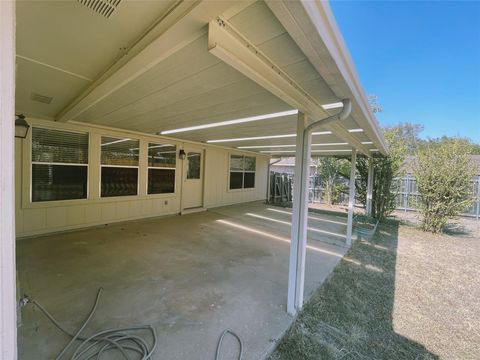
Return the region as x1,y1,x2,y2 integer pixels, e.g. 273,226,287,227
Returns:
56,1,235,122
208,17,372,156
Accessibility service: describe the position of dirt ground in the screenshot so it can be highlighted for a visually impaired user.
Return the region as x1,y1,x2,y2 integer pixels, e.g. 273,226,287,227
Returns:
269,212,480,359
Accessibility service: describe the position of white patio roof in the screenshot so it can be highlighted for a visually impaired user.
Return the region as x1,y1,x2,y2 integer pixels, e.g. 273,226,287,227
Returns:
15,0,388,157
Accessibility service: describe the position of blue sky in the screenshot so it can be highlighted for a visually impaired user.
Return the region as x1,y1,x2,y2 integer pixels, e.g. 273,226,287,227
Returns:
330,0,480,143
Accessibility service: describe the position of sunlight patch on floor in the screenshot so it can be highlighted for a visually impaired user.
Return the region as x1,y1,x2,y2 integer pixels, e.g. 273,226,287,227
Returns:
216,219,344,257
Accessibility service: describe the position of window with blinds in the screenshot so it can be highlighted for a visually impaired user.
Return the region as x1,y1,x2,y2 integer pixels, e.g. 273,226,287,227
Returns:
229,155,256,190
147,142,176,194
31,127,89,202
100,136,139,197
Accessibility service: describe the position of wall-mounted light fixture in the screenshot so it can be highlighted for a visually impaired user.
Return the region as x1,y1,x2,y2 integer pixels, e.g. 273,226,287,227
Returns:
179,149,186,160
15,114,30,139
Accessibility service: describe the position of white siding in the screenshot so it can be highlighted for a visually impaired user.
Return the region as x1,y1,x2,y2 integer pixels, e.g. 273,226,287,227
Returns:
15,119,269,238
204,148,268,208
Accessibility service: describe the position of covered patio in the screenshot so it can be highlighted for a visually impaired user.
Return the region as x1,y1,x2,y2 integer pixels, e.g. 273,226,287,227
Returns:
0,0,388,358
17,202,347,359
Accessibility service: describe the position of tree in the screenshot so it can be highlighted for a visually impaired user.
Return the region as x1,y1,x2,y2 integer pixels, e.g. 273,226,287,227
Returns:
385,122,424,154
367,95,382,113
472,143,480,155
414,138,478,233
314,157,349,205
356,127,408,222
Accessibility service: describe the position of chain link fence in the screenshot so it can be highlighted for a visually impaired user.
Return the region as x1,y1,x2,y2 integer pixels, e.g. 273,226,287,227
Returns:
394,175,480,219
269,171,480,220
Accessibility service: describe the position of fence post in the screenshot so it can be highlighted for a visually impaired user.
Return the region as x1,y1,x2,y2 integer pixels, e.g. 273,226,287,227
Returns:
477,175,480,221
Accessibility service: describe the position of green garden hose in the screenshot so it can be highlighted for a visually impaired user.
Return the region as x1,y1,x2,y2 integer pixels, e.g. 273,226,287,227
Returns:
24,288,157,360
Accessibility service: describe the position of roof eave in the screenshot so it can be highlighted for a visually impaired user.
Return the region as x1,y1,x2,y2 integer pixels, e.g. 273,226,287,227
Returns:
266,0,389,156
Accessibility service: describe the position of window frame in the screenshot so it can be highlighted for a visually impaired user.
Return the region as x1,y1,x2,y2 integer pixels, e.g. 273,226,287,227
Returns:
146,142,177,195
30,126,90,203
100,136,140,198
228,154,256,191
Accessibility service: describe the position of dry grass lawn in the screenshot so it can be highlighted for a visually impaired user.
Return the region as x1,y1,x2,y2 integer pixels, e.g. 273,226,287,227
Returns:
269,216,480,359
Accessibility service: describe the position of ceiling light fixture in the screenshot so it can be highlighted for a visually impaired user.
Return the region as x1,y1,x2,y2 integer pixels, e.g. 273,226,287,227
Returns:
260,150,296,153
238,142,350,150
313,142,348,146
321,102,343,110
207,133,296,143
260,149,354,154
237,145,296,149
161,109,298,135
312,131,332,135
207,129,363,143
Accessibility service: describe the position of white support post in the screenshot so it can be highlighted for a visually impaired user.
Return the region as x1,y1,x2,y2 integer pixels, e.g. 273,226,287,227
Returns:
346,149,357,247
0,0,17,358
287,112,311,315
366,158,374,216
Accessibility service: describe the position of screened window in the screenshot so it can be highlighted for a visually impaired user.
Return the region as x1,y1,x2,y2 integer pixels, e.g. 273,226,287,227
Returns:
101,137,139,197
31,127,89,202
147,143,176,194
229,155,256,190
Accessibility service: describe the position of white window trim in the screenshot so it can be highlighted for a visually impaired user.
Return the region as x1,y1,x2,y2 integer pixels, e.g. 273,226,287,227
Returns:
146,167,177,195
100,136,140,198
228,153,256,192
146,142,177,195
30,126,90,203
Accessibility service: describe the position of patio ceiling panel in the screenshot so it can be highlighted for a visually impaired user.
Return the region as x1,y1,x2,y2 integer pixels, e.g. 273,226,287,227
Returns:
15,0,387,157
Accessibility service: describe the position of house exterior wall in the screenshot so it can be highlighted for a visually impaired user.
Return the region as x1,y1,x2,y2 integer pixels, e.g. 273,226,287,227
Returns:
15,119,269,238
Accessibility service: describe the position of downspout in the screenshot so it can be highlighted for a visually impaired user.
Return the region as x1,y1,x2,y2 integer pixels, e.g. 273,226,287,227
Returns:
304,98,352,136
297,98,352,194
301,99,352,204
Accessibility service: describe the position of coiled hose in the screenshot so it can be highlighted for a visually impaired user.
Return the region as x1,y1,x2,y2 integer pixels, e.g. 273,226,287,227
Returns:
24,288,243,359
25,288,157,360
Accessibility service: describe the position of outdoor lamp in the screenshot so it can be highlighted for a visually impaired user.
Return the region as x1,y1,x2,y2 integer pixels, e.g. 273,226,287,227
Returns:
179,149,186,160
15,114,30,139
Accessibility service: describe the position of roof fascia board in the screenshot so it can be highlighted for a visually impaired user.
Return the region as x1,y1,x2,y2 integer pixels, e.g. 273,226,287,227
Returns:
266,0,388,155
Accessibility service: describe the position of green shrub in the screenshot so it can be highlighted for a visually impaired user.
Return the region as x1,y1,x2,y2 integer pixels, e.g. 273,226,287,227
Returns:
414,139,477,233
356,128,407,222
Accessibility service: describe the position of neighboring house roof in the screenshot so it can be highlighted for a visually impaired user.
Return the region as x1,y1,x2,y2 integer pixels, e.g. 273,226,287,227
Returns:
270,157,316,167
402,155,480,175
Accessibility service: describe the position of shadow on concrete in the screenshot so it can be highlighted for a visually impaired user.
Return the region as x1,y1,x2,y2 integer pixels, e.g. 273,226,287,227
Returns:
269,219,438,360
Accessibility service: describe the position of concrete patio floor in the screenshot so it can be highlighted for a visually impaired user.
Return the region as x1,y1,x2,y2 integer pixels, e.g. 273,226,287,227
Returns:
16,201,348,360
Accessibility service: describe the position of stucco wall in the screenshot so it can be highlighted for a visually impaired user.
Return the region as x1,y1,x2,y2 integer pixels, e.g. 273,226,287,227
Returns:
15,119,268,238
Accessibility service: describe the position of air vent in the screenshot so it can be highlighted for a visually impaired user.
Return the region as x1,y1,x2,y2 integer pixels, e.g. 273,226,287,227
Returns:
77,0,122,19
30,92,53,104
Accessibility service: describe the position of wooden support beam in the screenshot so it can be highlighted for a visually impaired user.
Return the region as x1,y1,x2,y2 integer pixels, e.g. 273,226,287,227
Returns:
57,1,234,122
